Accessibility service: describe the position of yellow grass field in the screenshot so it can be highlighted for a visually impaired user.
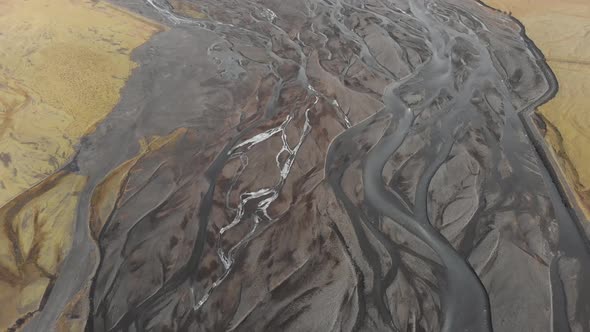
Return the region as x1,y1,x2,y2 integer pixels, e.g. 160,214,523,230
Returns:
486,0,590,217
0,0,160,329
0,0,161,207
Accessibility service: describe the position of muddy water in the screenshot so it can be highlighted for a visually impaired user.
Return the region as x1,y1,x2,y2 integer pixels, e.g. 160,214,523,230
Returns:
10,0,590,331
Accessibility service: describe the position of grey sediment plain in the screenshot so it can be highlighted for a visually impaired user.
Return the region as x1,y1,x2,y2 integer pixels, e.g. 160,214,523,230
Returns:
22,0,590,331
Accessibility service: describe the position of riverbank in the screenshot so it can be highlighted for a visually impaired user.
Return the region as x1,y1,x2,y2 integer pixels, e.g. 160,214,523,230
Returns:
483,0,590,223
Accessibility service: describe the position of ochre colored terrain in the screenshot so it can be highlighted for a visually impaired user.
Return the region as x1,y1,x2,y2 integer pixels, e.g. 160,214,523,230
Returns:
0,0,161,206
89,129,188,240
0,171,86,330
0,0,160,329
168,0,207,19
484,0,590,217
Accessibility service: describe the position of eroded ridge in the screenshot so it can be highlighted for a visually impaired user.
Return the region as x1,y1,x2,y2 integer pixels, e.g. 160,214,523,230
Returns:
17,0,590,331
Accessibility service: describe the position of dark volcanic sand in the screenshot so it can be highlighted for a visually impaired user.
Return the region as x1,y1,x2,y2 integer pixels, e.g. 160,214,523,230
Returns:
22,0,590,331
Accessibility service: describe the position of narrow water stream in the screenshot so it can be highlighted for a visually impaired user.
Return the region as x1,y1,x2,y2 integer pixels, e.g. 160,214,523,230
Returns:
20,0,590,331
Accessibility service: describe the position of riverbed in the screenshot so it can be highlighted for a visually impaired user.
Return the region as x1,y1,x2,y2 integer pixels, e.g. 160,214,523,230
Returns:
1,0,589,331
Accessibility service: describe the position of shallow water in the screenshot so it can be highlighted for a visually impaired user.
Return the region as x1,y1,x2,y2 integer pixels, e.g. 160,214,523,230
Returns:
485,0,590,222
0,1,159,329
1,0,589,331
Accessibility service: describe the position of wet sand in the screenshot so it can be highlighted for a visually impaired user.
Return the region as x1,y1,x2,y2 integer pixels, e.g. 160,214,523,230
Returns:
1,0,589,331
